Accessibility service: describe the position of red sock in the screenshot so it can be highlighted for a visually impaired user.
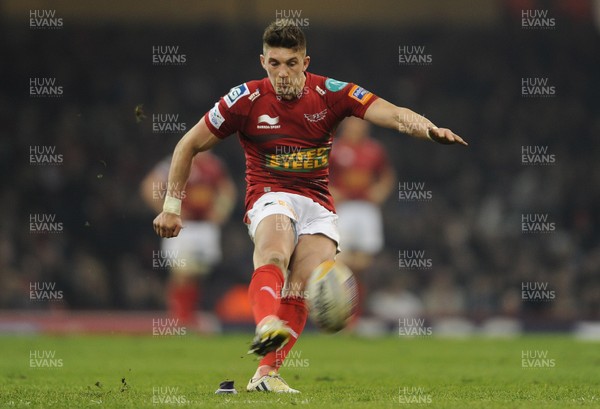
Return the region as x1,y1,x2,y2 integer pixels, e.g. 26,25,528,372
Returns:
260,296,308,369
167,282,199,324
248,264,285,324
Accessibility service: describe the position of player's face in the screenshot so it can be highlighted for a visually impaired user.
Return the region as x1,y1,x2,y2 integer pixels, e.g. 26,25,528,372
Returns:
261,47,310,100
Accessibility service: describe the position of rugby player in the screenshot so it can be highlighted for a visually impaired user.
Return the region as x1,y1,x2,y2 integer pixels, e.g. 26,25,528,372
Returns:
153,21,467,393
142,152,236,325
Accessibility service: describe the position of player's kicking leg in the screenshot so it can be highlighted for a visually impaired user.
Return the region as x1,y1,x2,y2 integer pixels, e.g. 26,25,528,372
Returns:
248,232,337,393
245,212,299,392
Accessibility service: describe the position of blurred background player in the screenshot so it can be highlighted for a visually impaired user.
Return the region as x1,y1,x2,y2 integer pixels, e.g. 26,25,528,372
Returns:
329,117,396,318
141,152,236,326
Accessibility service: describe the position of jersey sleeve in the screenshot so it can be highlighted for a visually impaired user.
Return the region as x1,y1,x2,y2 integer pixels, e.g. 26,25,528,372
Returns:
324,78,379,120
203,83,251,138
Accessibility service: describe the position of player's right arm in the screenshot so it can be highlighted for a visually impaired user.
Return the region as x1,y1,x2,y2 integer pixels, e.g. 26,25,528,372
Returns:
364,98,468,146
153,117,221,238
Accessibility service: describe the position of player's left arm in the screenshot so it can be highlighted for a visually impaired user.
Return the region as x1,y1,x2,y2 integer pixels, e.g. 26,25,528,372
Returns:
363,98,468,146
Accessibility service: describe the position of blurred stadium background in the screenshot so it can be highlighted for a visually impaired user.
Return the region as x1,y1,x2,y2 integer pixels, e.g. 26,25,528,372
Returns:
1,0,599,336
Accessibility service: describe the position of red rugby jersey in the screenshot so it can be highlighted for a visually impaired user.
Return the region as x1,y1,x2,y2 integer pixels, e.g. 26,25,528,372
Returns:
203,72,378,215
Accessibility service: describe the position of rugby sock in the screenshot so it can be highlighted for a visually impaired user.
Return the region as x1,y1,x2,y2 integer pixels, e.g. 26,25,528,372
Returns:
167,282,199,324
259,296,308,369
248,264,285,324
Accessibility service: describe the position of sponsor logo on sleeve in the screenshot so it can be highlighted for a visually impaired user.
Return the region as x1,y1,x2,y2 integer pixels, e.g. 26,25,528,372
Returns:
208,103,225,129
224,83,250,107
348,85,373,105
248,88,261,102
324,78,348,92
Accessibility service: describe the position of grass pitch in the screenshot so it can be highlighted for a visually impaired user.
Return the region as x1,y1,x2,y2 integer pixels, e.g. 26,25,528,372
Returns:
0,333,598,408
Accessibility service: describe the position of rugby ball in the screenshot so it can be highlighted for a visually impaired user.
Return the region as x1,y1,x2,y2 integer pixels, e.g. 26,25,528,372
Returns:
306,260,358,333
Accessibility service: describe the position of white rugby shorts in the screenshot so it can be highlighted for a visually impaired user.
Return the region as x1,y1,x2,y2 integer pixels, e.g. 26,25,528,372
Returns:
336,200,384,254
161,221,222,276
246,191,340,247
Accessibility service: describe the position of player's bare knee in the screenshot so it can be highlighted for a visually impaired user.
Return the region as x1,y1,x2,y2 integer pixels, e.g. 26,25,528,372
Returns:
267,252,289,270
255,250,290,272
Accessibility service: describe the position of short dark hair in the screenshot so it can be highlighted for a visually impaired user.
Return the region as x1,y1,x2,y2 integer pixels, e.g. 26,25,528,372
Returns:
262,21,306,53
